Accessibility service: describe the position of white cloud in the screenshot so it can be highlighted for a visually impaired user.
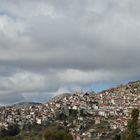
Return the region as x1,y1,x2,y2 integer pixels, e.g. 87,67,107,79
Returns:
0,0,140,104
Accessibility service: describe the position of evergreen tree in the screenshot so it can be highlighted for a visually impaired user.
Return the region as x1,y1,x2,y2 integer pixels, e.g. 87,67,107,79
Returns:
126,108,139,140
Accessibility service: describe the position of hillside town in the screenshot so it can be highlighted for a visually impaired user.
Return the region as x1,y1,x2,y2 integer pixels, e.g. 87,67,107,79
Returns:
0,81,140,140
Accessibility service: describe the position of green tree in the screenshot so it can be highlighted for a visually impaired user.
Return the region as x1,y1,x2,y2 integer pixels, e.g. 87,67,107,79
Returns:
0,124,20,137
7,124,20,136
126,108,139,140
44,125,73,140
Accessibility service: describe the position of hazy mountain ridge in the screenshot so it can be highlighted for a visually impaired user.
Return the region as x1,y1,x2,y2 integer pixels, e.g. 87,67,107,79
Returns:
11,102,42,109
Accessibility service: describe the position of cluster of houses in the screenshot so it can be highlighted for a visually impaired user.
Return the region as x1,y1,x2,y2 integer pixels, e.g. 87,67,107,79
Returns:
0,81,140,139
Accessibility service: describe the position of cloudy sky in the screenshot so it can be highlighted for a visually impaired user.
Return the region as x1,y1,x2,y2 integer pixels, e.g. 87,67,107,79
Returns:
0,0,140,105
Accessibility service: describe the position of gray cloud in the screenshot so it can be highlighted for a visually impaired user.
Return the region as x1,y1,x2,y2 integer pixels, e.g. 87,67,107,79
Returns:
0,0,140,104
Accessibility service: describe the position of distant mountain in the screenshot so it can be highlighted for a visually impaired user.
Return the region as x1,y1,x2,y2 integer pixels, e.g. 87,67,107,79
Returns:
12,101,42,109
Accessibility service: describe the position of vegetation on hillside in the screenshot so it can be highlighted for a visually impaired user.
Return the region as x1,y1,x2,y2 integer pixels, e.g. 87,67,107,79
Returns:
125,108,140,140
44,125,73,140
0,123,73,140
